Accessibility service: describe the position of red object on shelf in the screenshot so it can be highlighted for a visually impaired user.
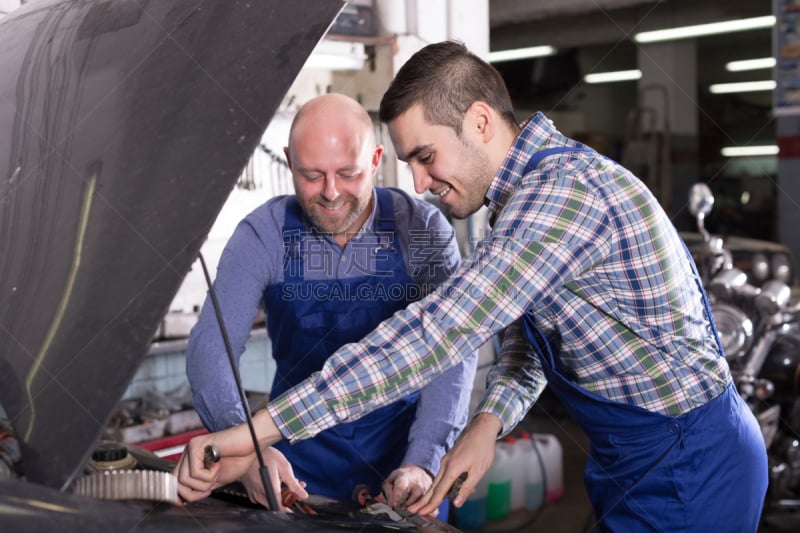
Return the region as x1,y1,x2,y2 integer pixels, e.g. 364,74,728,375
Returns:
134,427,208,462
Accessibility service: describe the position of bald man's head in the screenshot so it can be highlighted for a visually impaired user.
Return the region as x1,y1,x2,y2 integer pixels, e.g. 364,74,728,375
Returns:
288,93,375,153
284,94,383,246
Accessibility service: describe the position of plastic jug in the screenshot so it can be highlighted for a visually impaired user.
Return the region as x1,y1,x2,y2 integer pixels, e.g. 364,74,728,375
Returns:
517,431,545,512
486,440,512,521
453,474,489,530
534,433,564,503
504,436,525,511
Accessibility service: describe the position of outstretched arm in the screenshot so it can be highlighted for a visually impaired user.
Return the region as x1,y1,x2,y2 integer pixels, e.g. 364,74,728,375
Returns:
174,408,284,502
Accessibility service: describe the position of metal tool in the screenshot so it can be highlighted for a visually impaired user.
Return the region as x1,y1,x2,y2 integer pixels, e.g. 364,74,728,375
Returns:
203,444,220,470
281,484,316,514
448,472,468,501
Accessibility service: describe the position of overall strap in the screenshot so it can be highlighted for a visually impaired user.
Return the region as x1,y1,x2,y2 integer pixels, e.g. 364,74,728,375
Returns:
374,188,396,249
374,188,400,273
281,197,305,284
374,187,395,235
523,146,593,176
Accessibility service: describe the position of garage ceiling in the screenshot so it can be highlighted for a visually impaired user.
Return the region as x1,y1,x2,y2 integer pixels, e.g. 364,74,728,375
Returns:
490,0,661,26
489,0,772,49
488,0,774,99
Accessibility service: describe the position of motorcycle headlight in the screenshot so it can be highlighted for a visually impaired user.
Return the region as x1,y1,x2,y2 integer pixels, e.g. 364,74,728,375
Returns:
711,302,753,361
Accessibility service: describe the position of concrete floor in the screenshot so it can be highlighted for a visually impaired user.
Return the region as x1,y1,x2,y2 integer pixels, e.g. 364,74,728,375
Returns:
452,391,799,533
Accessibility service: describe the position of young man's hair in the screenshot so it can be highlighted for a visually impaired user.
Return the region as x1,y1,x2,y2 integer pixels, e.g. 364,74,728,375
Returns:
379,40,518,134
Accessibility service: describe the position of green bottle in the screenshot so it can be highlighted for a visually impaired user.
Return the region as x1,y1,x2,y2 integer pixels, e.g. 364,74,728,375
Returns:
486,441,512,521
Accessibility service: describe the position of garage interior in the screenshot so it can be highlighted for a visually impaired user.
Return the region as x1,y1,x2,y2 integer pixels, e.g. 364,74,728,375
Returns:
0,0,794,531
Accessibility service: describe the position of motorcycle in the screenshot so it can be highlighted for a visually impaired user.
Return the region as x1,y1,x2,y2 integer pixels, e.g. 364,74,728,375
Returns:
687,183,800,521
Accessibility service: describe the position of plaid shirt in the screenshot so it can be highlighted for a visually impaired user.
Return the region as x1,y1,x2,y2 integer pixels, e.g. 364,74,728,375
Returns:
269,113,731,441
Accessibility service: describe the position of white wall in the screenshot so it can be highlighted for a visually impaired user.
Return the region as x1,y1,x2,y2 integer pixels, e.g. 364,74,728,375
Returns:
0,0,21,15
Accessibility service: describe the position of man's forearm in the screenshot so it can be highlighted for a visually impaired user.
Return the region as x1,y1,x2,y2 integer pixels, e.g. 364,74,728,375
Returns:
253,408,284,449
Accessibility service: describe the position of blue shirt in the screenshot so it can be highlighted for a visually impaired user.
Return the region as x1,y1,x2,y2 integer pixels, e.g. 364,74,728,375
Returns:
187,187,477,474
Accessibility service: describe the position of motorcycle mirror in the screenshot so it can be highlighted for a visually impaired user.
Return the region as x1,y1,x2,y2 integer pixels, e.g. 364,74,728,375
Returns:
688,183,714,218
688,183,714,242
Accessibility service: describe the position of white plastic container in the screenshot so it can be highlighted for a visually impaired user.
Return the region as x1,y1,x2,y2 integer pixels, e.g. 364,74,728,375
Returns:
504,436,526,511
534,433,564,503
517,431,545,512
486,440,513,521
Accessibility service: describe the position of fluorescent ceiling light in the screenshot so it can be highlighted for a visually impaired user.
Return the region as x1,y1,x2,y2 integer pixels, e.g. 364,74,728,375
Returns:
635,15,775,43
489,46,557,63
709,80,776,94
726,57,776,72
584,69,642,84
721,145,779,157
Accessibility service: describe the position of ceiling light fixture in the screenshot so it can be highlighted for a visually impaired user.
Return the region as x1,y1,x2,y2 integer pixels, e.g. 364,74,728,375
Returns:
721,145,779,157
634,15,775,43
726,57,776,72
488,45,557,63
709,80,776,94
584,69,642,84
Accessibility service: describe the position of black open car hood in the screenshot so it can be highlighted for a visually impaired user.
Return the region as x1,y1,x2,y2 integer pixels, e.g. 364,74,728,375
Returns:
0,0,340,493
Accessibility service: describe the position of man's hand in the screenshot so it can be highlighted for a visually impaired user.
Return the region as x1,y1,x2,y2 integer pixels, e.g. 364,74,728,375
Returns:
407,413,502,516
173,411,284,503
173,436,257,503
382,464,433,509
240,447,308,510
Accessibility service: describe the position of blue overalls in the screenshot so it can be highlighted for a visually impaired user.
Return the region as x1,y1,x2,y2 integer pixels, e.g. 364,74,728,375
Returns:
519,147,768,531
264,189,420,501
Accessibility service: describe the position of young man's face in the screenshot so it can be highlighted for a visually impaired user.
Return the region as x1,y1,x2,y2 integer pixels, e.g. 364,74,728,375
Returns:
387,104,493,219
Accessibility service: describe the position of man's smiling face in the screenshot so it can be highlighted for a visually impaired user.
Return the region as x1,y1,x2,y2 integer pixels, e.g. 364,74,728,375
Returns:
388,103,493,220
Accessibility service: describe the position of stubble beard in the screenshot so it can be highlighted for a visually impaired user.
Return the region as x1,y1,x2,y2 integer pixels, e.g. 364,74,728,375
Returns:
305,195,367,235
449,138,493,219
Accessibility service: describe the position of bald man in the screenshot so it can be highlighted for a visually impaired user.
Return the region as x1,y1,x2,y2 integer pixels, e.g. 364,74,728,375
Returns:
185,93,476,512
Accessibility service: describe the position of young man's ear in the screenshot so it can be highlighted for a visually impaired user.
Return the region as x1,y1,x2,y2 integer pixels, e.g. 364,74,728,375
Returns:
465,101,494,143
